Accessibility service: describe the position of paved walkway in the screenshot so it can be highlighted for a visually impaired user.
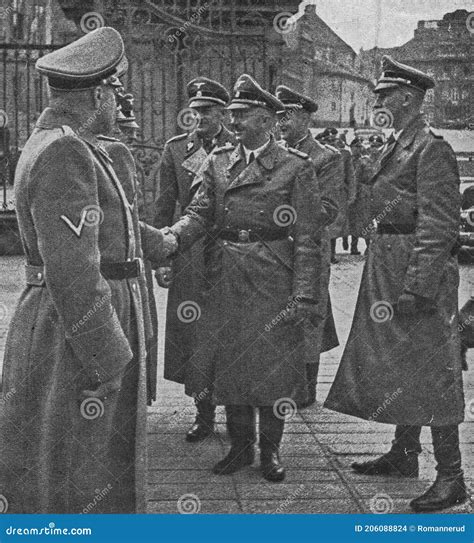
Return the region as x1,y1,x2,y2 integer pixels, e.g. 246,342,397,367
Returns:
1,253,473,514
146,250,473,514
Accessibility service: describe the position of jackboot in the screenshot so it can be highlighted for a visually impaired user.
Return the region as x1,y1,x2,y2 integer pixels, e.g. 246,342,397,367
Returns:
213,406,255,475
352,425,421,477
186,398,215,442
298,362,318,409
410,425,467,512
259,407,286,482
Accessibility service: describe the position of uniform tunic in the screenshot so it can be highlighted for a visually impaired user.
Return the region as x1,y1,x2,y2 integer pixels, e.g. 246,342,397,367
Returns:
172,138,326,406
0,109,166,513
292,133,341,358
325,116,464,426
155,127,235,386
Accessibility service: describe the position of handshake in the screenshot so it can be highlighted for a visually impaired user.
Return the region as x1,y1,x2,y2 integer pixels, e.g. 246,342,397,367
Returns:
157,226,179,288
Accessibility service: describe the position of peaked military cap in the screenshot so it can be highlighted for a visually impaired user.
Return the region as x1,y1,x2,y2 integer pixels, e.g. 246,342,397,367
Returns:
187,77,230,108
375,55,435,94
275,85,318,113
36,27,125,90
227,74,284,112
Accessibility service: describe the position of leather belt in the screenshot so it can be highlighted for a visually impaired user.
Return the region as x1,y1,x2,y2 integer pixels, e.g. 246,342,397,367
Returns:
377,224,415,235
25,258,144,286
218,229,289,243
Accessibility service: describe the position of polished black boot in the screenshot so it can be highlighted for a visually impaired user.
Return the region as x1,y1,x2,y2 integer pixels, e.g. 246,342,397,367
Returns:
352,425,421,477
350,236,361,255
298,362,318,409
186,399,215,442
342,237,349,251
259,407,286,482
213,406,255,475
410,425,467,512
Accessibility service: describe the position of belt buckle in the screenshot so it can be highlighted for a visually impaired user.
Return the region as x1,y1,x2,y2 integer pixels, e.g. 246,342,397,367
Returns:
238,229,250,242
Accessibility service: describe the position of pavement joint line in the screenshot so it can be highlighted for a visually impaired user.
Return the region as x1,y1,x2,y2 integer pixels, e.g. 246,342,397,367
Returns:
299,410,367,513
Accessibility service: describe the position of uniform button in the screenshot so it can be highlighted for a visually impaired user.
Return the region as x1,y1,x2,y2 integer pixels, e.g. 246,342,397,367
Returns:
36,272,43,280
259,210,264,215
224,207,229,212
131,283,137,291
223,241,228,246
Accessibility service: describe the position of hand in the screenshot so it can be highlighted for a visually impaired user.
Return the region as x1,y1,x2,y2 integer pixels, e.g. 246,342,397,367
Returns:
160,227,179,258
155,266,173,288
81,371,123,401
282,299,321,326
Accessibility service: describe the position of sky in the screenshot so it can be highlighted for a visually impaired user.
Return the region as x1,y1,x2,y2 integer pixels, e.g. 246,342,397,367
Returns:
301,0,474,51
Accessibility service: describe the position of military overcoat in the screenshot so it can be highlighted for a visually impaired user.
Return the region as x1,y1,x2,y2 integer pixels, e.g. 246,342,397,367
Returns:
154,126,235,385
0,108,166,513
325,116,464,426
172,138,326,406
328,147,356,239
293,133,340,357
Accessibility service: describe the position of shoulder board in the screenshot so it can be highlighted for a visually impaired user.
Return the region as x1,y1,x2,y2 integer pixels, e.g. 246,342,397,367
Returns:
287,147,309,159
213,142,235,154
428,127,444,139
167,133,188,144
97,135,121,142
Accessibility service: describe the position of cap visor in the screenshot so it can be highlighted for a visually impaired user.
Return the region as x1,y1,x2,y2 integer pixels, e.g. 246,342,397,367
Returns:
374,82,400,92
188,99,223,108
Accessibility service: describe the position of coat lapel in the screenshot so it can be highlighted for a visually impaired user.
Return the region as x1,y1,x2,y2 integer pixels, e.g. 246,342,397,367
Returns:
369,116,423,182
226,140,278,192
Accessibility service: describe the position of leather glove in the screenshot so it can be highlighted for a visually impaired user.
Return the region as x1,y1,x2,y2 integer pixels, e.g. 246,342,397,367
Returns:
155,266,173,288
81,371,123,401
282,298,321,326
160,227,179,258
397,292,435,316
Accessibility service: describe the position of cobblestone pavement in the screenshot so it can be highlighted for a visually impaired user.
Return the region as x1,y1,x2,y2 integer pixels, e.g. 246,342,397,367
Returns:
1,248,473,514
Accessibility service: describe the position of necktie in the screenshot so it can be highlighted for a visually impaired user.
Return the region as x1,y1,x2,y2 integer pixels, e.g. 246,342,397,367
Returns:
379,133,397,161
248,152,255,164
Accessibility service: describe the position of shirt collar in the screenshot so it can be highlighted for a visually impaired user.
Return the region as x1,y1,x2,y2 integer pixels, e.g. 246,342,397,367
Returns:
242,139,270,164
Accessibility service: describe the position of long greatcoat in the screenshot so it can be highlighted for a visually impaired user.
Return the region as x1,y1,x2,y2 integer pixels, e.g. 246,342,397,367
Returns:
172,138,326,406
154,126,235,385
293,133,340,359
0,109,166,513
328,147,356,239
325,116,464,426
